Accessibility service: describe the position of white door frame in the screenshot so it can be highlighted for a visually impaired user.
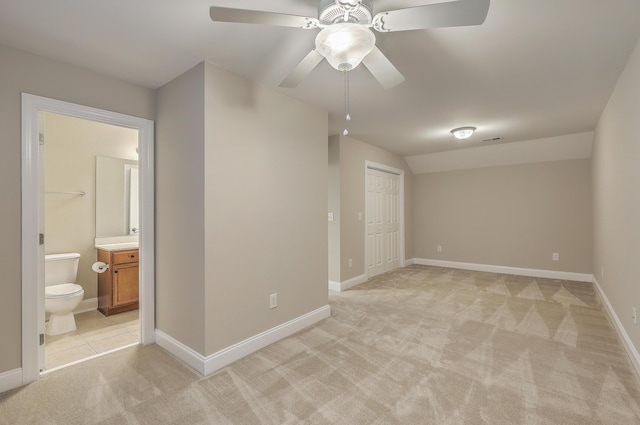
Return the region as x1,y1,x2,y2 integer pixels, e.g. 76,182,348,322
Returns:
21,93,155,384
364,160,405,279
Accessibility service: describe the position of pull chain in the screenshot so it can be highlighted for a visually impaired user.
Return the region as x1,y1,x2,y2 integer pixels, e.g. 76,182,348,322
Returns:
343,70,351,136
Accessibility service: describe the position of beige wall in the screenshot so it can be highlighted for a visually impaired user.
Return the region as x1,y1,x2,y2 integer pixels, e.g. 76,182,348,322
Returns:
333,135,414,282
156,61,329,356
44,113,138,300
413,159,592,273
203,62,328,354
592,36,640,352
155,63,207,354
0,43,154,375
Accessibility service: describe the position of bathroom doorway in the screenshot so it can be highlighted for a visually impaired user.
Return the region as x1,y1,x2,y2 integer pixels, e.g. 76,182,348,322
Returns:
42,112,138,371
21,94,155,384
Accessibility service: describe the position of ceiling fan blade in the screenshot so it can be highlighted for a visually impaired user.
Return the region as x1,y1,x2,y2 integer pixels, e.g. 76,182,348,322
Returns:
372,0,490,32
279,50,324,88
209,6,318,29
362,47,405,89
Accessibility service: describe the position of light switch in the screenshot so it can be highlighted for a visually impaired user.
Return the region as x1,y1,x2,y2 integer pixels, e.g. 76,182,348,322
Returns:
328,212,334,222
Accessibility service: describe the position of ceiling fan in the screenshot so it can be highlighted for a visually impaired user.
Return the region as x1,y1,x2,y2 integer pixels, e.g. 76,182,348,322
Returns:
209,0,490,89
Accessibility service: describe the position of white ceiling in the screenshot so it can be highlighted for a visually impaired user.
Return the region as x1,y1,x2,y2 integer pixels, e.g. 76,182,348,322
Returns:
1,0,639,157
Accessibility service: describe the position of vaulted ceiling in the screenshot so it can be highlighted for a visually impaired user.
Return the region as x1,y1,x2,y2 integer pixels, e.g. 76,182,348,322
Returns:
1,0,639,157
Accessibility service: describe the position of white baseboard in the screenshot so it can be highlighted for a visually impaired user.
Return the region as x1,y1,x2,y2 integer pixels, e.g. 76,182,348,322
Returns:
74,297,98,314
328,260,415,292
0,368,23,394
413,258,592,282
329,274,368,292
156,304,331,376
592,277,640,377
155,330,205,375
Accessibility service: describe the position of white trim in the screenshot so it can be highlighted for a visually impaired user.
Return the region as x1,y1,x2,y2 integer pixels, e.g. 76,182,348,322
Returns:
137,114,155,346
366,165,403,175
364,161,405,280
156,305,331,376
413,258,593,282
329,274,368,292
155,331,206,375
404,258,415,267
328,280,341,291
0,369,23,394
21,94,40,385
74,297,98,314
592,277,640,377
21,93,155,391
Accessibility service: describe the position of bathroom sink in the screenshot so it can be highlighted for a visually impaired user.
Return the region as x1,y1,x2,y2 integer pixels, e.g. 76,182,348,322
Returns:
95,242,139,251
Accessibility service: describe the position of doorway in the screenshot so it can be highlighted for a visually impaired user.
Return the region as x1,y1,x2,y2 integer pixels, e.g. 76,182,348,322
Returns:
365,161,404,279
21,94,155,385
42,112,139,370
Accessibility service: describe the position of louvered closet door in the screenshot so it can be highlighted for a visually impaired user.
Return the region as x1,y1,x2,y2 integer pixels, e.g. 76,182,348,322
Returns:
366,168,400,278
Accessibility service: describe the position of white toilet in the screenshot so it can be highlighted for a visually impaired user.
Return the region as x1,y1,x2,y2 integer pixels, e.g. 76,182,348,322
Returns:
45,252,85,336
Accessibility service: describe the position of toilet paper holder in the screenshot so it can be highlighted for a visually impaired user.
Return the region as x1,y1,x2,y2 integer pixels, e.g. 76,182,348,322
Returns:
92,261,109,273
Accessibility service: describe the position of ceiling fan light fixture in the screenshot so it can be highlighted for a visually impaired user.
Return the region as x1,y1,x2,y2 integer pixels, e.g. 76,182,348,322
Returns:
451,126,476,140
315,23,375,71
335,0,362,11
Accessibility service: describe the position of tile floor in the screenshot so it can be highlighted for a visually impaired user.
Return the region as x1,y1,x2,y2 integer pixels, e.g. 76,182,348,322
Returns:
44,309,139,371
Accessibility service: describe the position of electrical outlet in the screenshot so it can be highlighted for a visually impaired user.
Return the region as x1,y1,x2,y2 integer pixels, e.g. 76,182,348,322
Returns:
348,258,353,268
633,307,637,324
552,253,560,261
437,245,442,253
270,293,278,309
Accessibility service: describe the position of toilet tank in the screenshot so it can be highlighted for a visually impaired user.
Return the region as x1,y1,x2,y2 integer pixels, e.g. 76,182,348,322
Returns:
44,253,81,286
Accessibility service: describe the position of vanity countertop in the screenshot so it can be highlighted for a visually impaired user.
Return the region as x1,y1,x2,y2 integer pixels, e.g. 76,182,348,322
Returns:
95,242,139,251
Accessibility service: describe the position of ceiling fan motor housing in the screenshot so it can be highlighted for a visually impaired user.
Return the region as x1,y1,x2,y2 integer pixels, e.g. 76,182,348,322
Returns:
318,0,373,25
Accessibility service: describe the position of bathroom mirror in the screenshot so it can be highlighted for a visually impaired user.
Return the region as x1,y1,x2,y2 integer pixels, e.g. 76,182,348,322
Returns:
95,156,139,238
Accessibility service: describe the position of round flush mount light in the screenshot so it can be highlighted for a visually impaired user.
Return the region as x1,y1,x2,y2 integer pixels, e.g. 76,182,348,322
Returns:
451,126,476,140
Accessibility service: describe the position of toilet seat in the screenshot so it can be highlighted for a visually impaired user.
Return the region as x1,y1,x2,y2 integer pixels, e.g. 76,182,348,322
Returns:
45,283,84,299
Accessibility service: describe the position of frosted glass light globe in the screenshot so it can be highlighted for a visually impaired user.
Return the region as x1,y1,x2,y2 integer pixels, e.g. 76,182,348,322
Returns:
451,127,476,140
315,23,375,71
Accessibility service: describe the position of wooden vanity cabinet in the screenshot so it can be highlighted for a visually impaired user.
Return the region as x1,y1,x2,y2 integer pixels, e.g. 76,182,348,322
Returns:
97,248,139,316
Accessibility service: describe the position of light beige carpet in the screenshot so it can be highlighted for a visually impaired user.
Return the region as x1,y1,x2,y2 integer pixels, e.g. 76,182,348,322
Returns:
2,265,640,424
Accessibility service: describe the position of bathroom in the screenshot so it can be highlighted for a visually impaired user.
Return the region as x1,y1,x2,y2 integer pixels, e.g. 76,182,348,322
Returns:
42,111,140,371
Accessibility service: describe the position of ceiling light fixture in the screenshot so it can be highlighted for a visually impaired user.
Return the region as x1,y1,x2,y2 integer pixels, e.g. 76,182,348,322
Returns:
342,70,351,135
451,126,476,140
335,0,363,22
315,23,375,72
315,23,375,137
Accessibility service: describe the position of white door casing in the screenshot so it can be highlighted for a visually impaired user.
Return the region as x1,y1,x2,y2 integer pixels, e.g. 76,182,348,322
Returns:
37,113,46,371
365,162,403,279
21,93,155,384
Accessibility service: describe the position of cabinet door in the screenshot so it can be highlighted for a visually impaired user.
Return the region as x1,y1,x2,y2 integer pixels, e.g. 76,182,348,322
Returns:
113,263,139,307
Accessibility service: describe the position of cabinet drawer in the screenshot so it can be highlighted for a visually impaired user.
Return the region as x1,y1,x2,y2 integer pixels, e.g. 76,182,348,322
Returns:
112,250,139,264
